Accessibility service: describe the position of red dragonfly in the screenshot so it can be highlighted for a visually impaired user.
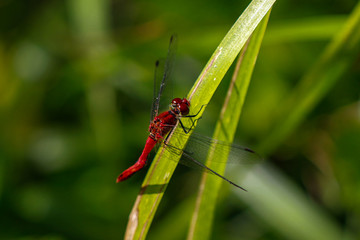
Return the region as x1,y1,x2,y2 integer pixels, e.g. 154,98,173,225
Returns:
116,36,260,191
116,97,199,182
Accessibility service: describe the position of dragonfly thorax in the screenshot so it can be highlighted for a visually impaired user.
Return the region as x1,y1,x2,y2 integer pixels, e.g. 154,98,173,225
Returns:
171,98,190,116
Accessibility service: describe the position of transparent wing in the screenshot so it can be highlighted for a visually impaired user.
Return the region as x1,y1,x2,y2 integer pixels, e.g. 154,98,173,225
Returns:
167,131,262,165
164,132,262,191
150,35,177,121
184,133,262,165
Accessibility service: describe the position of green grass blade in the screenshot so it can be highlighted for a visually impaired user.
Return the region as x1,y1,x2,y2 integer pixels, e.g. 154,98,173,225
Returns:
122,0,276,239
259,1,360,155
228,3,360,240
187,12,271,240
147,196,196,240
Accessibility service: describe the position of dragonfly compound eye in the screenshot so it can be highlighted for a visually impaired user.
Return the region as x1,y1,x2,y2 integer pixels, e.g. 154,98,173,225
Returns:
171,98,182,108
181,98,190,107
180,103,190,115
172,98,182,104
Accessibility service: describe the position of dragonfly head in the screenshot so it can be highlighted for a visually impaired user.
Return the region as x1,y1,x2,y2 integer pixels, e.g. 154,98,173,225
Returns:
171,98,190,116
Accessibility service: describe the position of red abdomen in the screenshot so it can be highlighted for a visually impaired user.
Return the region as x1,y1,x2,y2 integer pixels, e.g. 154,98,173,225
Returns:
116,136,157,182
116,110,177,183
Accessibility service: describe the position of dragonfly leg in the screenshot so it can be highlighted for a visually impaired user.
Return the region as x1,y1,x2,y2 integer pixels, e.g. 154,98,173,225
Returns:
183,104,206,118
163,124,176,145
162,140,183,155
178,117,201,134
174,104,206,134
162,104,205,148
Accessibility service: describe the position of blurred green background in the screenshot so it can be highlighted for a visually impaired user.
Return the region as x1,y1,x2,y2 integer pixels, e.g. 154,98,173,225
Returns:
0,0,359,239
